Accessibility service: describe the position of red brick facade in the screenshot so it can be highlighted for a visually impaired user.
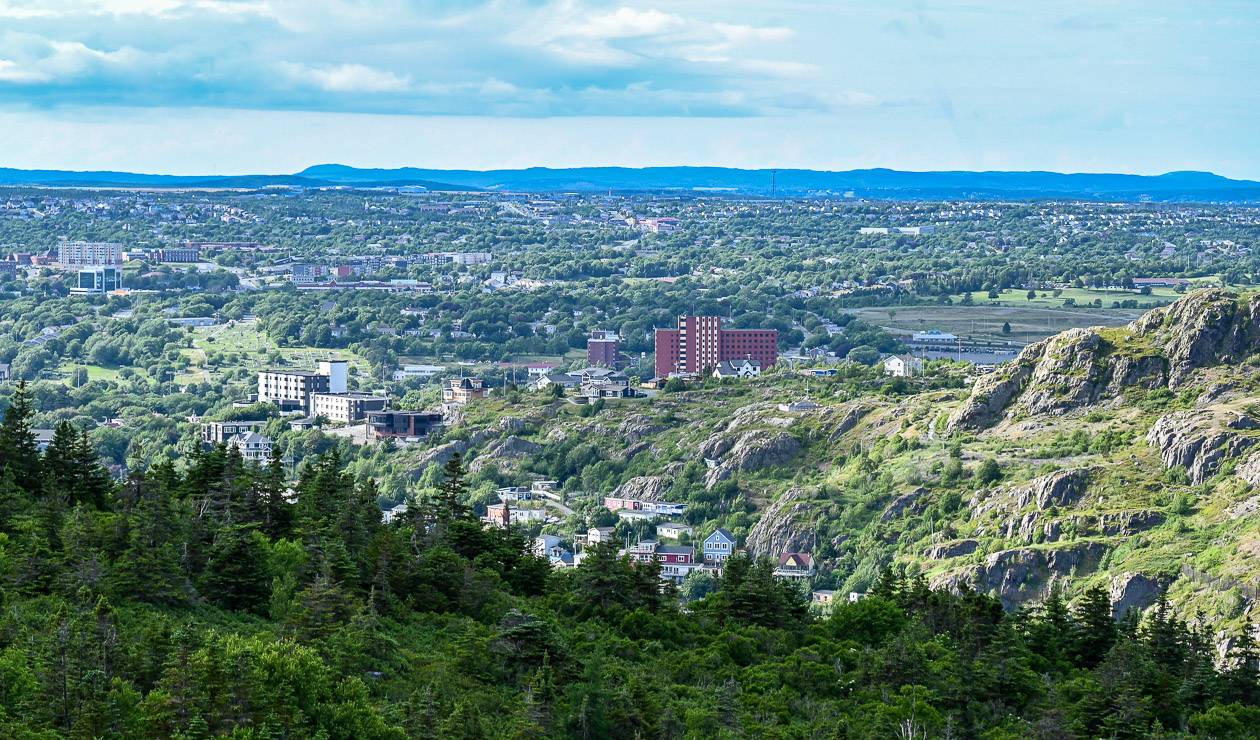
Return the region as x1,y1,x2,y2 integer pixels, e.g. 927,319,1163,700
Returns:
654,316,777,378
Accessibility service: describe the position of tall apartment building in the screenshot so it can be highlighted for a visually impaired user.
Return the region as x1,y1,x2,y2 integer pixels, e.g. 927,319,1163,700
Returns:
58,241,122,268
654,316,778,378
587,329,620,367
258,360,347,413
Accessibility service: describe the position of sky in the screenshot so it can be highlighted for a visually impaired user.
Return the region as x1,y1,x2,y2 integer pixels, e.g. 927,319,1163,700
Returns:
0,0,1257,177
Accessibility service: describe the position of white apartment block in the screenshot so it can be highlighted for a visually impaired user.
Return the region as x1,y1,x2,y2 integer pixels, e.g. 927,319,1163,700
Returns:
58,241,122,268
310,392,389,423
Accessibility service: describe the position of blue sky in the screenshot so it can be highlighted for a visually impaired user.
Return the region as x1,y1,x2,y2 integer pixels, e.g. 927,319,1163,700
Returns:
0,0,1256,176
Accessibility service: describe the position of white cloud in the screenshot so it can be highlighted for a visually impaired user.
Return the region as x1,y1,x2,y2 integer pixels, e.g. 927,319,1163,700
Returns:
0,33,148,84
281,62,410,93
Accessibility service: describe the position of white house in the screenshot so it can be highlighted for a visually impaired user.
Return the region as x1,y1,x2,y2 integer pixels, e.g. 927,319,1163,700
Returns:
882,354,924,378
712,358,761,379
228,431,273,462
656,522,693,540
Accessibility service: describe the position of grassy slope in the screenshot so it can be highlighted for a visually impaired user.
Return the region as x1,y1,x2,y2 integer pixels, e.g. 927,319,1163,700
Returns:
428,330,1260,629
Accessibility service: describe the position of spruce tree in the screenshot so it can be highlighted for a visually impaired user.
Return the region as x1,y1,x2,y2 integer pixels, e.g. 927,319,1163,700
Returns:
0,381,41,493
436,453,470,522
1071,584,1117,669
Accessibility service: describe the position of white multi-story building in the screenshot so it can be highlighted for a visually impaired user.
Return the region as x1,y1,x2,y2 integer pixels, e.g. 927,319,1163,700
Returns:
310,392,389,423
58,241,122,268
257,360,347,413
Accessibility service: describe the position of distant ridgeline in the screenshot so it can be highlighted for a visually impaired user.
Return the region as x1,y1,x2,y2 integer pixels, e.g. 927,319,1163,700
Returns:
1,164,1259,201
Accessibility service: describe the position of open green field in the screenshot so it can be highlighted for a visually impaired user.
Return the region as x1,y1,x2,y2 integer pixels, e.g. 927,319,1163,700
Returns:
56,363,152,384
851,303,1146,345
950,285,1186,310
174,321,368,385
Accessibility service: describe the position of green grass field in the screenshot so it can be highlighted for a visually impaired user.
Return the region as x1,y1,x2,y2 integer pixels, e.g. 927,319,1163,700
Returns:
852,303,1146,345
174,322,369,385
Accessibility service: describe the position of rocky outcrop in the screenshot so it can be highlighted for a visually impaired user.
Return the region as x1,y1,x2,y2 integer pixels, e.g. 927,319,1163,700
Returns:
1130,289,1260,386
937,542,1109,610
946,358,1037,431
924,539,979,560
972,468,1092,525
617,415,665,442
881,488,930,522
1093,510,1165,536
611,475,669,502
1110,572,1164,618
1228,495,1260,519
821,401,875,441
404,440,468,480
746,487,816,557
1146,410,1258,484
949,290,1260,432
703,431,801,488
948,329,1168,433
1236,450,1260,487
697,433,737,461
468,435,543,473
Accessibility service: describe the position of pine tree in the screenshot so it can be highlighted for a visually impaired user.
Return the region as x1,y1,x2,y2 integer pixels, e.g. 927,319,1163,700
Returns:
1221,627,1260,705
0,381,41,493
198,523,269,613
257,445,293,539
1071,584,1117,669
436,453,471,523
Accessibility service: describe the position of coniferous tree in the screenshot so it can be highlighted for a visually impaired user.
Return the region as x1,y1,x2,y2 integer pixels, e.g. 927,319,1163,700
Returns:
435,453,470,523
1071,584,1117,669
0,380,41,493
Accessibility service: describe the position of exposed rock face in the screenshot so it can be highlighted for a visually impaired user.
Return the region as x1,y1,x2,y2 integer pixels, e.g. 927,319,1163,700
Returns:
946,359,1036,431
948,330,1167,432
611,475,669,502
468,435,543,473
1110,572,1163,619
617,415,665,442
972,469,1092,525
881,488,930,522
924,539,979,560
937,542,1109,610
746,487,815,557
1146,410,1258,484
405,440,468,480
703,431,801,489
820,401,875,441
1093,510,1165,536
949,290,1260,432
1130,289,1260,386
697,433,736,461
1238,451,1260,487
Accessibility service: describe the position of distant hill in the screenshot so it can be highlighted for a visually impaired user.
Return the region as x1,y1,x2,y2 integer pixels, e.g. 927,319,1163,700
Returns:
2,164,1259,201
0,167,480,192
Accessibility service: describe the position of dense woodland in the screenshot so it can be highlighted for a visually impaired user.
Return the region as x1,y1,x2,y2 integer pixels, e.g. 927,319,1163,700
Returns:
1,381,1259,738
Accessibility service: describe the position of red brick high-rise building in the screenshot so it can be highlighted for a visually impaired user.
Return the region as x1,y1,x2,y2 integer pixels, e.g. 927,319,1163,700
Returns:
587,330,621,367
654,316,778,378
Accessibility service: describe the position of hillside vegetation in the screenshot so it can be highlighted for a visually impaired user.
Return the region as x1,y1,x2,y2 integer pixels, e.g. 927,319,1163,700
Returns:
406,290,1260,634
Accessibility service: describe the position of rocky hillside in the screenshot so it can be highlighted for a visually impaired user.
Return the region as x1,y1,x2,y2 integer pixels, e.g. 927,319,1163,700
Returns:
388,289,1260,631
